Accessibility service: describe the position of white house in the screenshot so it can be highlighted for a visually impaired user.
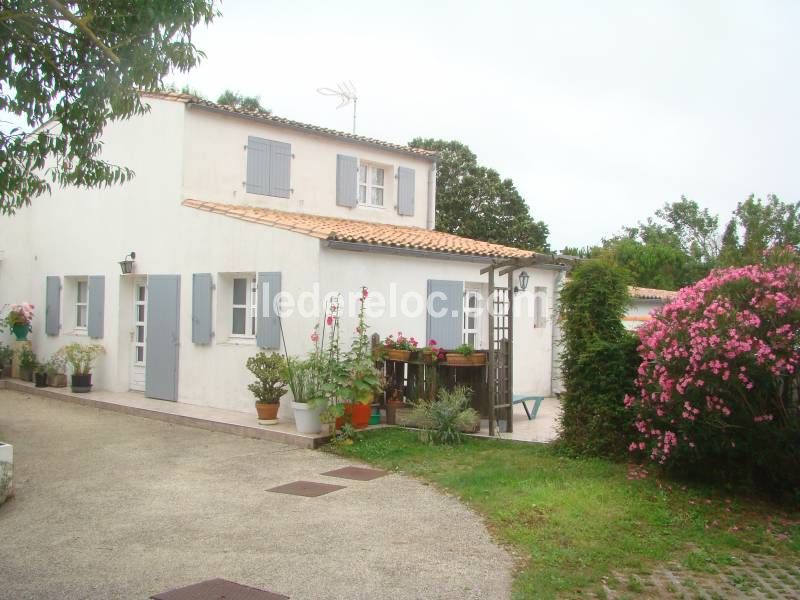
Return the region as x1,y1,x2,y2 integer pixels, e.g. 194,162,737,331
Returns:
0,91,565,420
624,286,678,330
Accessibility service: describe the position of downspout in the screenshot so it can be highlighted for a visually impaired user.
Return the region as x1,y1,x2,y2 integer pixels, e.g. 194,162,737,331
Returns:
426,161,437,230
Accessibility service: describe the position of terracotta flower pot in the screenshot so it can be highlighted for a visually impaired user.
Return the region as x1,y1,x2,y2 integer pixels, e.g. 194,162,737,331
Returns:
255,402,279,425
385,349,411,362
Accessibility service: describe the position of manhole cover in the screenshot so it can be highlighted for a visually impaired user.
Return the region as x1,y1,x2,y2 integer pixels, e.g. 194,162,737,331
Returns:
151,578,289,600
266,480,345,497
322,466,388,481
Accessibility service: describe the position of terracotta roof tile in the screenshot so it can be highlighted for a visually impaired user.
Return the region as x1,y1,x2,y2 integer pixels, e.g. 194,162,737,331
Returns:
141,91,437,160
628,286,679,301
182,199,534,259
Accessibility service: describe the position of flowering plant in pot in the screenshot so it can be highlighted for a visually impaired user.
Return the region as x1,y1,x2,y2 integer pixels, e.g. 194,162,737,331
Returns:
61,343,104,392
382,331,418,362
246,352,288,425
17,347,37,382
0,344,13,378
3,303,35,341
420,339,442,363
45,352,68,387
340,287,383,429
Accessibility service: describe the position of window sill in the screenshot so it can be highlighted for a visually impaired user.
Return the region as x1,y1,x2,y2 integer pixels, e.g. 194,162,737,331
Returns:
70,329,88,337
356,204,385,210
219,338,256,346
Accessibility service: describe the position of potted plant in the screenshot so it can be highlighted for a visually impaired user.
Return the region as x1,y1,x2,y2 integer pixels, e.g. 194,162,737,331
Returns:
45,352,68,387
284,356,325,434
3,303,34,341
382,331,418,362
33,362,48,387
17,347,37,382
0,441,12,505
446,343,487,366
61,343,104,393
341,287,383,429
0,344,13,379
246,352,288,425
420,339,442,364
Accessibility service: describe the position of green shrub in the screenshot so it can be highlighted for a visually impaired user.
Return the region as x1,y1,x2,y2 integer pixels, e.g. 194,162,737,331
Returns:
412,386,479,445
0,344,13,369
246,352,287,404
558,259,639,457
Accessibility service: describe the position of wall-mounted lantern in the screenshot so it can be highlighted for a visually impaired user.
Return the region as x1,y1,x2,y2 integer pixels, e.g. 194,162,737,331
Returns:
514,270,530,293
119,252,136,275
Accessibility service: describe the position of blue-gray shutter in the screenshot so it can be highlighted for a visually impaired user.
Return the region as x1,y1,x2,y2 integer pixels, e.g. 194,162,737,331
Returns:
426,279,464,349
191,273,213,344
397,166,415,216
336,154,358,207
268,140,291,198
87,275,105,339
145,275,181,401
256,272,281,349
246,136,269,196
45,276,61,336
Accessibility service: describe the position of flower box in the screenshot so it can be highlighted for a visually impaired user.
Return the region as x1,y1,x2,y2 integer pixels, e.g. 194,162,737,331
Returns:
385,348,412,362
0,442,12,505
445,352,487,366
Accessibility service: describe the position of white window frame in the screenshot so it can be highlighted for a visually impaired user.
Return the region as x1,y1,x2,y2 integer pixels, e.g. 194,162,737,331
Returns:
231,275,258,338
462,288,481,347
134,283,146,365
358,163,385,208
75,278,88,330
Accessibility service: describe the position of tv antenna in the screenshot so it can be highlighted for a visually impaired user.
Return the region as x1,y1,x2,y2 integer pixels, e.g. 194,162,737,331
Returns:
317,81,358,134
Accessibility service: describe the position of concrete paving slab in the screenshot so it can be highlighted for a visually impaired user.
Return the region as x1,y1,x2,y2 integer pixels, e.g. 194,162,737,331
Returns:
0,389,512,600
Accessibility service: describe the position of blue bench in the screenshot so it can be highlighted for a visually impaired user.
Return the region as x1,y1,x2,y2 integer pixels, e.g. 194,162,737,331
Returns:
512,395,544,420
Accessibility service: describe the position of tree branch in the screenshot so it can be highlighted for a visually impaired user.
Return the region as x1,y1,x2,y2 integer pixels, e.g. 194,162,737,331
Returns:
44,0,120,65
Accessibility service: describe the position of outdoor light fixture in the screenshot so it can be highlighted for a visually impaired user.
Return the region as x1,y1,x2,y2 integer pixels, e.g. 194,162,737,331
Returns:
514,270,530,293
119,252,136,275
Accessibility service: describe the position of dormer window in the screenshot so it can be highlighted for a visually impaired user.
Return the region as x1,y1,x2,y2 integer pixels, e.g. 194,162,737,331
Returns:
358,164,385,208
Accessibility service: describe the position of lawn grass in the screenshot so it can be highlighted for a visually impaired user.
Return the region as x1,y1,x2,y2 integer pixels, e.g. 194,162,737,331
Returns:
330,428,799,599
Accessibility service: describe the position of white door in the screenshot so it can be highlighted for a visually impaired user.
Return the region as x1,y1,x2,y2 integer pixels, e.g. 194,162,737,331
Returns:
463,288,482,348
130,282,147,391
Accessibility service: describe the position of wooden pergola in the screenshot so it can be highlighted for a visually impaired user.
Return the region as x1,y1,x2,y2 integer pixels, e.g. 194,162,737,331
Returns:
480,252,578,436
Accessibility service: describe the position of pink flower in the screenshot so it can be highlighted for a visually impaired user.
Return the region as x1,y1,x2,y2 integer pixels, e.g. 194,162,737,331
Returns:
310,332,319,342
362,287,368,298
326,315,334,326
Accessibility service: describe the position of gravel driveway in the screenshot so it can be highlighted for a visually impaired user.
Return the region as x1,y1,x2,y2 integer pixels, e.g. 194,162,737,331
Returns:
0,389,511,600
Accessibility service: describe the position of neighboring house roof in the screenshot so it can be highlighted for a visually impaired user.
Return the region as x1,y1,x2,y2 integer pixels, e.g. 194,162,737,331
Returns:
628,286,679,301
183,199,534,260
141,90,438,161
623,315,652,322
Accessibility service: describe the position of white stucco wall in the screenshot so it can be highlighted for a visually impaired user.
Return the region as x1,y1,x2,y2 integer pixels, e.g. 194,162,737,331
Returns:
181,106,435,228
318,247,560,397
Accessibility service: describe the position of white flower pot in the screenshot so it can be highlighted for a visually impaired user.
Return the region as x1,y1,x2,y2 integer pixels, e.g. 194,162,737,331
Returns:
292,401,322,434
0,442,13,505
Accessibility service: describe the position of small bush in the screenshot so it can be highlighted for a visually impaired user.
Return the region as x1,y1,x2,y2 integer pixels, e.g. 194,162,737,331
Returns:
246,352,287,404
626,249,800,495
558,260,639,456
412,386,479,445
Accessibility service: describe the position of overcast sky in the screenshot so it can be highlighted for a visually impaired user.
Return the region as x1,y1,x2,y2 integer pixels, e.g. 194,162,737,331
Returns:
167,0,800,250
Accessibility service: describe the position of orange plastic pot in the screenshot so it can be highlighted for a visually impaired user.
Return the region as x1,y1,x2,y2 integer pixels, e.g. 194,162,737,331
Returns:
350,403,371,429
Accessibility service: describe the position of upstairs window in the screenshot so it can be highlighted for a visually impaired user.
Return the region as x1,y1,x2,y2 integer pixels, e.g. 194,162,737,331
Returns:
231,275,258,338
358,164,385,208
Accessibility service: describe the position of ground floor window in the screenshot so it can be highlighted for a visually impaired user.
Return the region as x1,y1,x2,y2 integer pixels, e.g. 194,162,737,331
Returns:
231,275,257,338
463,288,481,347
75,279,88,329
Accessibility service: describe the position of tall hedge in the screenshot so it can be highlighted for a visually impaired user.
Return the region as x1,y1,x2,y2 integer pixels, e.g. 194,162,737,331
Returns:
558,260,639,457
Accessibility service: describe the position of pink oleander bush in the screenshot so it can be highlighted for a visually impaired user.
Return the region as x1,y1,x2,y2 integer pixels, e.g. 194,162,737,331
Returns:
626,247,800,494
